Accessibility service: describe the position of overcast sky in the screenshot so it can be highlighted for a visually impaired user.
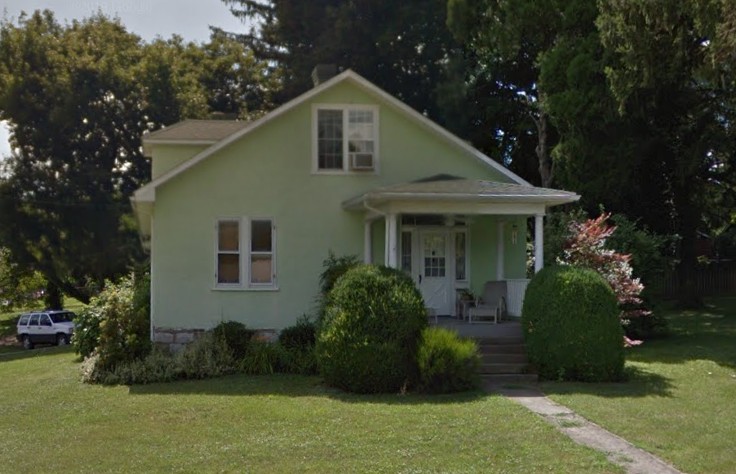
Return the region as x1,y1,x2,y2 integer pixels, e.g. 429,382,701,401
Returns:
0,0,249,158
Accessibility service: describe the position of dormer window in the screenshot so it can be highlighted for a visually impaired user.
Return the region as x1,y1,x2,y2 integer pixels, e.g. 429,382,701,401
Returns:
313,105,378,173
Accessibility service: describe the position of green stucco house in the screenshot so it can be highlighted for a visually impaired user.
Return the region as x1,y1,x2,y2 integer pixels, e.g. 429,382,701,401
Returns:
132,68,579,345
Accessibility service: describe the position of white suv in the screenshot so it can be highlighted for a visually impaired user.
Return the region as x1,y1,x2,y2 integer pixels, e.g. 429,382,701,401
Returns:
16,310,76,350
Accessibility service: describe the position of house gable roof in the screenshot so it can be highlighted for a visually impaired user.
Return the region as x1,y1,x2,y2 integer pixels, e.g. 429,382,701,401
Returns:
142,120,249,157
133,70,530,203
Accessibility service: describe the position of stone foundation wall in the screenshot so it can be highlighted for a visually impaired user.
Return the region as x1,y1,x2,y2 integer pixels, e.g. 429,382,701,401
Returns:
153,327,278,352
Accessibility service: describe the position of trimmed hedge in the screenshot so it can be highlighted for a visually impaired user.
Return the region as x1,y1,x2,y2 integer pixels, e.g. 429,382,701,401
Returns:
521,265,625,382
316,264,427,393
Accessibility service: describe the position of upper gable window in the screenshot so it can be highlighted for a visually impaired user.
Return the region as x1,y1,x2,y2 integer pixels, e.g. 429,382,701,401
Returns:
314,105,378,173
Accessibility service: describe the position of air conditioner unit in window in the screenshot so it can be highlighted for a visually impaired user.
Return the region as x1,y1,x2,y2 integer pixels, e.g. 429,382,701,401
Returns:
350,153,374,170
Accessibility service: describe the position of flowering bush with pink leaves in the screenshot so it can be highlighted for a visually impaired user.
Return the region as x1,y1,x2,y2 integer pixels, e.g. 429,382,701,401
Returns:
560,213,649,346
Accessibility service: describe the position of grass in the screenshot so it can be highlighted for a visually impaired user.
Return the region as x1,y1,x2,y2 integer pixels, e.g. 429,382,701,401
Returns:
0,349,621,473
542,297,736,474
0,298,86,354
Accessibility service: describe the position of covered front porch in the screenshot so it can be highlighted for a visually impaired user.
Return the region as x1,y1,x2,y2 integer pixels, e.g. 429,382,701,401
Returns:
343,176,580,318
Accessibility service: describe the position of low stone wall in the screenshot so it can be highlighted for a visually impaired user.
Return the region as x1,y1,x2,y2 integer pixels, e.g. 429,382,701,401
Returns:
153,327,278,352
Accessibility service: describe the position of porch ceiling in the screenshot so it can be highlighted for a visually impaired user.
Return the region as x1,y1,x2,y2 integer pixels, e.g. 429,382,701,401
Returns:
342,177,580,213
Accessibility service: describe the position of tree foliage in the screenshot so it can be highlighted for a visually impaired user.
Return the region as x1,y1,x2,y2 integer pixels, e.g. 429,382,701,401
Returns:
219,0,466,130
596,0,736,306
0,11,275,303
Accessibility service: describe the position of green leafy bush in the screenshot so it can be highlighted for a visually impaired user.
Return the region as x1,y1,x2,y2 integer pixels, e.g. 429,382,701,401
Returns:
239,340,284,375
211,321,255,359
175,332,236,379
278,316,318,375
316,252,360,320
81,348,179,385
72,307,104,358
75,275,151,369
316,264,427,393
416,327,480,393
521,265,625,382
279,315,316,350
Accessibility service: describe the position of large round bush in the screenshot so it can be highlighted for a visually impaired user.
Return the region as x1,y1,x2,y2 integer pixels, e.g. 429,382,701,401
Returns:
316,265,427,393
521,265,624,382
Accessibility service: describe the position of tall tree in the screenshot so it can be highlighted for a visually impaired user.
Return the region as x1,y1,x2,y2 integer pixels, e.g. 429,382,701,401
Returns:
597,0,736,306
219,0,463,124
447,0,565,187
0,11,275,305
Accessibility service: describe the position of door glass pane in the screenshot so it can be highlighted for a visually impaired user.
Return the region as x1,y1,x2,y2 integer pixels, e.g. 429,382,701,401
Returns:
217,254,240,284
29,314,39,325
251,220,272,252
455,232,466,280
218,221,239,251
401,232,412,274
40,315,52,326
423,235,446,277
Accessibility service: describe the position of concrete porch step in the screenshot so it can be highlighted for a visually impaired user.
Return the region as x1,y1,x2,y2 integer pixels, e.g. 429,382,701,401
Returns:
480,353,528,364
479,343,527,354
474,336,524,345
479,363,529,374
481,373,539,386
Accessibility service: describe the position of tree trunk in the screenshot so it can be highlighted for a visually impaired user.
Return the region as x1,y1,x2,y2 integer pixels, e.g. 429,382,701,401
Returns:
673,185,703,309
43,281,64,309
533,110,553,188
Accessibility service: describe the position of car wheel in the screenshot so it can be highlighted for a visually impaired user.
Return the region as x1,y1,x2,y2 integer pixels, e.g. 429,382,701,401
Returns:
22,335,33,350
56,334,69,346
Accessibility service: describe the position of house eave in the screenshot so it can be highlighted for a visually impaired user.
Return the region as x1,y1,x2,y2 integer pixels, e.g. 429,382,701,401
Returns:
343,192,580,211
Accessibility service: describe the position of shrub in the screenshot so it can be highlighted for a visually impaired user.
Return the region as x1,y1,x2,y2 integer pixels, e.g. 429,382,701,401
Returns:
278,345,318,375
73,307,104,358
521,265,625,382
279,315,316,351
316,264,427,393
81,333,237,385
91,275,151,370
416,327,480,394
81,348,179,385
316,252,360,320
239,340,284,375
175,332,236,379
211,321,255,359
279,316,318,375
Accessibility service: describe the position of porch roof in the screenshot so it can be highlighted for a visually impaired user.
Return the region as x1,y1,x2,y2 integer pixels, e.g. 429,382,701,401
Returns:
342,177,580,211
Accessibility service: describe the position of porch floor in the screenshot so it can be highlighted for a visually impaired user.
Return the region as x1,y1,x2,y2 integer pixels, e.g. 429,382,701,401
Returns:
431,316,523,339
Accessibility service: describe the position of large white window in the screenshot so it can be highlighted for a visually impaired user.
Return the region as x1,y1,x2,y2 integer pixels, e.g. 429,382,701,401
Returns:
215,218,276,289
313,105,378,173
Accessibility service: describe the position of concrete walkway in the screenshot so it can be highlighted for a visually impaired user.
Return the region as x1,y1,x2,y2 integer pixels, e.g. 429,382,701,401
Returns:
489,386,684,474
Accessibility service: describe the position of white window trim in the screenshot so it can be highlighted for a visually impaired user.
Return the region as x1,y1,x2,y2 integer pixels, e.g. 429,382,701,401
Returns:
311,103,380,175
213,217,279,291
214,218,242,288
247,217,277,289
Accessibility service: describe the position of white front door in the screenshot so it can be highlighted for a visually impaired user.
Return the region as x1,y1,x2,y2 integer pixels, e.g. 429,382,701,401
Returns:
419,230,452,315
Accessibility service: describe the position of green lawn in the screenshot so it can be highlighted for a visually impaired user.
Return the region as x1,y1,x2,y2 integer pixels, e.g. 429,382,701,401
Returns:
543,297,736,474
0,349,620,473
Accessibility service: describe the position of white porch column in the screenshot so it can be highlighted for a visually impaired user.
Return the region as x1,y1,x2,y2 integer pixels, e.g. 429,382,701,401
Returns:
364,220,372,264
385,213,399,268
534,213,544,273
496,221,505,280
